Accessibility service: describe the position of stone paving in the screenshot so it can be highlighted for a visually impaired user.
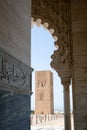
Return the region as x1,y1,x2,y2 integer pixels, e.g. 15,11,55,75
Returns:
31,114,74,130
31,126,64,130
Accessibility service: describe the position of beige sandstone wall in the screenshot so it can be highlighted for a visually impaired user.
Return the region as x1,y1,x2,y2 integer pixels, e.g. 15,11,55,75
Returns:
71,0,87,130
35,71,54,114
0,0,31,66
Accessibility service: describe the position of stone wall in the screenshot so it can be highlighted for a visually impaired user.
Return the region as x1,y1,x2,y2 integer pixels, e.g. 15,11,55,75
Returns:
0,0,31,66
0,90,30,130
0,0,32,130
71,0,87,130
0,41,32,130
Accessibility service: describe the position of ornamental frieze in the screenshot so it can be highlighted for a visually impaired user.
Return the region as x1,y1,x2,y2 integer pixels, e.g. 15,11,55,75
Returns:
0,49,33,95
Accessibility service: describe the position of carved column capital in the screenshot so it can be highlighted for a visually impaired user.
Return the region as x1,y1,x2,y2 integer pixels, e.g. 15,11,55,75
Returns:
61,77,71,90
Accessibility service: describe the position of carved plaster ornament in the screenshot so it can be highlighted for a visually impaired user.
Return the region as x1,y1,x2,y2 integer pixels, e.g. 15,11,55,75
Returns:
32,0,72,78
61,77,71,90
0,49,33,94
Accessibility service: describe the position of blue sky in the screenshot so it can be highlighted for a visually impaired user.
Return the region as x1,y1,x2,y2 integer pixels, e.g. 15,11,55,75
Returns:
31,24,73,112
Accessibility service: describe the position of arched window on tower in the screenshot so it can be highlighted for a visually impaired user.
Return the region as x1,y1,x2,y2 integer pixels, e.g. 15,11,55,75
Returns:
41,83,44,87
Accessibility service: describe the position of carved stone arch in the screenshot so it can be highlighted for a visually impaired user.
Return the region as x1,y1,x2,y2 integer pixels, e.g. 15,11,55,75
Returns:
32,0,72,78
31,17,58,44
32,1,73,130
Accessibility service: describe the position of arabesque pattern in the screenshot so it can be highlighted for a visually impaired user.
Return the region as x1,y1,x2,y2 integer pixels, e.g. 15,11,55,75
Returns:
0,48,33,95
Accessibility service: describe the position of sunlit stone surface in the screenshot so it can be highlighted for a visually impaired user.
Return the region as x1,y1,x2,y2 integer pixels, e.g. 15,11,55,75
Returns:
31,126,74,130
31,114,74,130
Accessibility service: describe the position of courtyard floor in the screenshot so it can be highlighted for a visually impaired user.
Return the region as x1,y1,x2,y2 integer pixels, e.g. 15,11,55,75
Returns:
31,116,74,130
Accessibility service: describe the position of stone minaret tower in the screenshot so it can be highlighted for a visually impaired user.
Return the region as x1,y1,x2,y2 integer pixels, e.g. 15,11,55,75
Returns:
35,70,54,114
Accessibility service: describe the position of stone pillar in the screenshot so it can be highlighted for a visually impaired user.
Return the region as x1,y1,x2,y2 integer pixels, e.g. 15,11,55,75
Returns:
61,78,71,130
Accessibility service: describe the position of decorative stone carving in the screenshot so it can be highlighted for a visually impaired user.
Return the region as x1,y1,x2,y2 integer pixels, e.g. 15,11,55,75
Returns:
0,48,33,95
32,0,72,78
61,77,71,90
32,2,72,130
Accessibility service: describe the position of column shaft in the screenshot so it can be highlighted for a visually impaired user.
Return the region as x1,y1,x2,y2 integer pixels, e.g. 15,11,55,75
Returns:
64,85,71,130
61,78,71,130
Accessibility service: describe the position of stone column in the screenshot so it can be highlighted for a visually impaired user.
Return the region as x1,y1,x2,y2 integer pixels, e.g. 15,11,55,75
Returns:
61,77,71,130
